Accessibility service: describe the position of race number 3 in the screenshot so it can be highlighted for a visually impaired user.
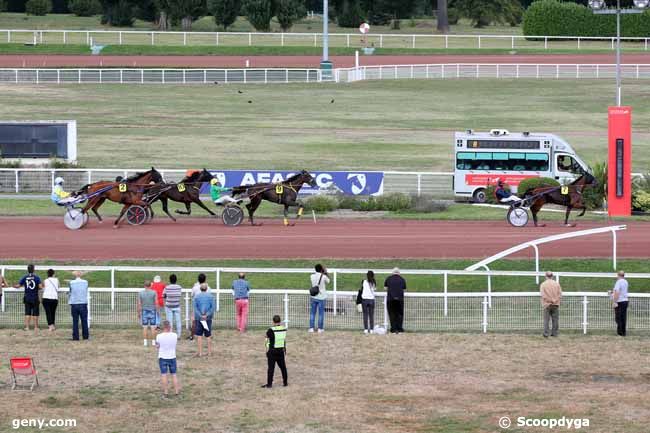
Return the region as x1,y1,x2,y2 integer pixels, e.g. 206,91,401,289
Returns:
118,183,127,193
177,183,186,192
561,186,569,195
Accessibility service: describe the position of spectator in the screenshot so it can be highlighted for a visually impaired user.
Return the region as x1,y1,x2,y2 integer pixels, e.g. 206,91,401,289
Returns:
151,275,166,328
309,264,330,333
384,267,406,334
68,270,89,341
540,271,562,338
155,320,180,399
611,270,629,337
137,280,158,347
163,274,183,338
193,283,215,357
189,273,210,341
361,270,376,334
0,274,7,305
14,264,42,333
42,269,60,333
232,272,251,333
262,314,288,389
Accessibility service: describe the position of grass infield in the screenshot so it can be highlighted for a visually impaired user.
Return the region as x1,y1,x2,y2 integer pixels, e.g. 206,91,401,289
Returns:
0,329,648,433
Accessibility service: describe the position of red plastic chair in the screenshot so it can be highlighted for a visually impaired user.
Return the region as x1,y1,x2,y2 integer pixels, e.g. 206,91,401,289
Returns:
10,357,39,391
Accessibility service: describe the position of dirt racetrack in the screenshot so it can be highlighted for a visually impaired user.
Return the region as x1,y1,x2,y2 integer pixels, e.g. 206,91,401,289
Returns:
0,217,646,261
2,53,650,68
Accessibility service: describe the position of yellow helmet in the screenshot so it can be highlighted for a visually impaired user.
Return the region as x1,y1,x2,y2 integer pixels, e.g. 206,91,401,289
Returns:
210,178,219,185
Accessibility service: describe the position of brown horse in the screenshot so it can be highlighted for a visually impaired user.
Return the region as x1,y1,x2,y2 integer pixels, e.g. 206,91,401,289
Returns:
231,170,317,226
77,168,163,227
524,173,596,227
146,169,216,221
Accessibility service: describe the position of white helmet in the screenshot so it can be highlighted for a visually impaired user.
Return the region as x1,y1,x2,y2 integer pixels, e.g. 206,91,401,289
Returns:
54,177,64,185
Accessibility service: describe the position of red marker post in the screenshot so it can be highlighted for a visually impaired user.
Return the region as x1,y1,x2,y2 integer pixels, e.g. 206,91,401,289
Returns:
607,106,632,216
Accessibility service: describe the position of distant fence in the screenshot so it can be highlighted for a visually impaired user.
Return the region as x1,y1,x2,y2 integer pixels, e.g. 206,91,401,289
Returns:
336,63,650,82
3,29,650,51
0,168,455,198
0,68,321,85
1,263,649,333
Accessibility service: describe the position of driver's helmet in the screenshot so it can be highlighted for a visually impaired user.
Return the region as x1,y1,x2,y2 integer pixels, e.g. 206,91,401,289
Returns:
495,178,503,186
54,177,65,185
210,178,219,185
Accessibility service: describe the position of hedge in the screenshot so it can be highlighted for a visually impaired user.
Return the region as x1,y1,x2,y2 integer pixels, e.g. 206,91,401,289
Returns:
523,0,650,37
517,177,559,197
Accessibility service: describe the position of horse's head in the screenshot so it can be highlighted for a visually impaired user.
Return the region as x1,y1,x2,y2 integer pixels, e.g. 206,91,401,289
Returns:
299,170,317,188
148,167,164,184
197,168,214,184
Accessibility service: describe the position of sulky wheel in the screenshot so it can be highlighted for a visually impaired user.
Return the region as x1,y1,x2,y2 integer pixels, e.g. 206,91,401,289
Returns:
144,206,153,224
126,205,148,226
222,205,244,227
63,208,86,230
507,207,529,228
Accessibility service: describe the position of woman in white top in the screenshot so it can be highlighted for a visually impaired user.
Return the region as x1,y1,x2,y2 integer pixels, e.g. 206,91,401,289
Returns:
42,269,60,332
361,270,376,334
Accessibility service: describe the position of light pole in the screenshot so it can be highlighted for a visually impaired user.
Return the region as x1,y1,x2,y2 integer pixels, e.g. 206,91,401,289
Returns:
588,0,649,106
320,0,333,78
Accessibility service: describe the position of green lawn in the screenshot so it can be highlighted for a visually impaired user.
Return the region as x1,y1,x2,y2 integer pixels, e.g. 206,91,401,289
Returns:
0,80,648,171
1,258,647,293
0,13,523,35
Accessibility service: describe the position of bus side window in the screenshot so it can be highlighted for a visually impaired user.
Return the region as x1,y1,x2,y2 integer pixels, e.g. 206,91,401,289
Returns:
557,155,577,172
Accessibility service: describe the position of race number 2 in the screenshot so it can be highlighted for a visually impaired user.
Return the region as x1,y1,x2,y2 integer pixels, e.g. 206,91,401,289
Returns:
118,183,127,193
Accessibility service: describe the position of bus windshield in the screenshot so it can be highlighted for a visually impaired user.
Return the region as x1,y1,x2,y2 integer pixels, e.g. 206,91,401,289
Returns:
456,152,549,172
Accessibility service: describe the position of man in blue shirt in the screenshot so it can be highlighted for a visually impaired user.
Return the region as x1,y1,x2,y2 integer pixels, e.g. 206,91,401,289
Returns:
232,272,251,333
193,283,215,357
494,179,520,203
69,270,90,341
14,264,43,333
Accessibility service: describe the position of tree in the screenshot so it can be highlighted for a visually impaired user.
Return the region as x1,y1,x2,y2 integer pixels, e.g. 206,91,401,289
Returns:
276,0,304,31
68,0,102,16
170,0,206,31
155,0,172,30
242,0,273,31
100,0,136,26
454,0,523,28
335,0,362,28
25,0,51,14
376,0,416,19
207,0,241,30
436,0,449,33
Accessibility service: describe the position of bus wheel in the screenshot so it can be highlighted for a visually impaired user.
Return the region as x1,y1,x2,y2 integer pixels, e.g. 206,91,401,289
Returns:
472,188,487,203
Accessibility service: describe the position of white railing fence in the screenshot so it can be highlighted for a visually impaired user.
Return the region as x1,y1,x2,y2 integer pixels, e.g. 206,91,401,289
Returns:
3,29,650,51
0,68,321,85
1,265,649,333
0,168,456,198
336,64,650,82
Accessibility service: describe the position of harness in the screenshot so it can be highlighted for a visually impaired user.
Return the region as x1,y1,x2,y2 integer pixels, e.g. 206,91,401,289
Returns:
244,182,298,203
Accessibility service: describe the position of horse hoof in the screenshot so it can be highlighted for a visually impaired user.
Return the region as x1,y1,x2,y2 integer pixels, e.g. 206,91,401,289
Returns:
112,225,119,229
566,224,576,228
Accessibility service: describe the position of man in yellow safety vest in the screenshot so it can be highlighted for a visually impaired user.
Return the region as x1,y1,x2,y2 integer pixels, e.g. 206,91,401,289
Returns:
261,315,288,388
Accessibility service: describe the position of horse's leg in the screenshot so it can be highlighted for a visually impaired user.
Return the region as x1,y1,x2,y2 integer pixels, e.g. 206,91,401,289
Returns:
159,197,176,222
246,198,262,226
113,204,130,228
90,197,106,223
564,205,575,227
283,204,290,226
530,200,545,227
193,197,217,216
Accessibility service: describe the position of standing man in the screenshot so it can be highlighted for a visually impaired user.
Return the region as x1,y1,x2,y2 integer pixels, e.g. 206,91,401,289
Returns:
137,280,158,347
14,264,43,333
262,315,288,389
309,264,329,333
163,274,183,338
68,270,89,341
155,320,181,399
384,267,407,334
232,272,251,333
189,273,210,341
151,275,166,329
611,270,629,337
540,271,562,338
193,283,215,357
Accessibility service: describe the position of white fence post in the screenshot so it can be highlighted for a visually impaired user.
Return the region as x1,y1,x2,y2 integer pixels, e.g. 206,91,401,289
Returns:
482,296,488,333
110,268,115,311
283,291,289,327
151,32,154,45
248,33,252,46
582,295,588,334
443,272,448,317
478,35,481,49
119,31,122,45
14,169,19,193
183,32,187,46
380,34,383,48
333,270,337,316
216,269,220,312
1,267,5,312
412,35,416,49
383,293,388,330
184,291,190,329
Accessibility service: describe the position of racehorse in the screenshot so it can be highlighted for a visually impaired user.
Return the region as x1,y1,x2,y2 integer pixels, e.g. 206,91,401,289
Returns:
231,170,317,226
524,173,596,227
77,168,163,227
146,169,216,221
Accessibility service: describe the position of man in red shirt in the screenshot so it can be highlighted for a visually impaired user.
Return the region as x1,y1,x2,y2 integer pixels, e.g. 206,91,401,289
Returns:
151,275,166,328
